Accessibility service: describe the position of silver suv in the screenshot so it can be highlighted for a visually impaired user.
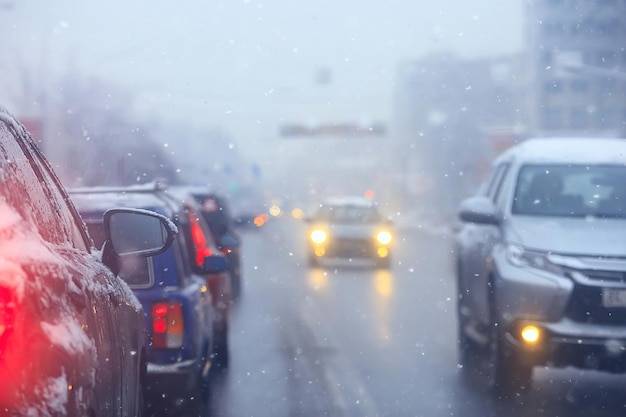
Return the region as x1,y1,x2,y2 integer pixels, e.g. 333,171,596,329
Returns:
455,137,626,398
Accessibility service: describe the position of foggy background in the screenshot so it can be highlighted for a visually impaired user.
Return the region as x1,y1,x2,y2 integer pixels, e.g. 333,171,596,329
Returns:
0,0,524,221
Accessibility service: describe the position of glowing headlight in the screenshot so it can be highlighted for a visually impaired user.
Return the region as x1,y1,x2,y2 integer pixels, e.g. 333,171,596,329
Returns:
269,205,282,217
520,325,541,344
310,230,327,244
291,208,304,219
376,231,392,245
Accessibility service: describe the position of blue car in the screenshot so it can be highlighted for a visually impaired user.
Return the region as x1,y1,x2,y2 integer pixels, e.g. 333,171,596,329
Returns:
70,183,229,415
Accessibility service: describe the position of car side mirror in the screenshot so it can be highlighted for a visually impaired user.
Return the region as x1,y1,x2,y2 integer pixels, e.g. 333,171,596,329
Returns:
219,232,240,248
101,208,178,275
458,196,502,225
202,254,229,274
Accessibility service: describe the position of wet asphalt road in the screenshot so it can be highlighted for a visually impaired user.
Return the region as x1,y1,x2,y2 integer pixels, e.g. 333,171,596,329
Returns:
202,217,626,417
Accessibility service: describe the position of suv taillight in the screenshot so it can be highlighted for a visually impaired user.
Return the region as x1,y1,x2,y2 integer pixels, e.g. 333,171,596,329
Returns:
0,287,15,353
151,302,184,348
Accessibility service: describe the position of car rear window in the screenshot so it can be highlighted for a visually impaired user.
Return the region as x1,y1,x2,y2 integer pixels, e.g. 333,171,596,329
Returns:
86,222,153,287
119,256,152,287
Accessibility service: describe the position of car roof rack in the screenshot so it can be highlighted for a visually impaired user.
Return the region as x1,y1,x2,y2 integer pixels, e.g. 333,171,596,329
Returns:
69,179,168,195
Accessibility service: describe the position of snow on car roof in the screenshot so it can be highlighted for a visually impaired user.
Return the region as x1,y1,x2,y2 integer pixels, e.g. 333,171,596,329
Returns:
496,137,626,165
69,188,175,218
168,184,215,196
0,105,29,138
161,185,207,204
322,196,376,208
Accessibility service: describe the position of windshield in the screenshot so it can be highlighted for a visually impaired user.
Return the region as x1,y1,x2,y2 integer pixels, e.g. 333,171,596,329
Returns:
317,205,381,224
512,164,626,218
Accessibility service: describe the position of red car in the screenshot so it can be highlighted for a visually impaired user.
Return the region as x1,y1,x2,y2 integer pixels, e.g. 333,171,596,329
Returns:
165,187,234,368
0,105,177,416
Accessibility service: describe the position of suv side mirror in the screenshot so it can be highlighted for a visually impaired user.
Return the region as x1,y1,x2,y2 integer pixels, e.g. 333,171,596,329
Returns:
458,196,502,225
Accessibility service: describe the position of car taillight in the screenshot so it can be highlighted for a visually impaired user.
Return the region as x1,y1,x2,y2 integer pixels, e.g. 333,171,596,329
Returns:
151,302,184,349
188,211,212,267
0,287,15,354
254,213,269,227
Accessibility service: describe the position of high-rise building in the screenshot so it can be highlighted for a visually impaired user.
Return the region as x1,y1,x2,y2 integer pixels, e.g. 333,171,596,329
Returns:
525,0,626,135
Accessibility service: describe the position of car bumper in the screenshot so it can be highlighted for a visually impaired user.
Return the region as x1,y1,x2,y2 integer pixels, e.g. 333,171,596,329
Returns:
493,247,626,372
145,358,203,395
311,240,390,259
504,318,626,372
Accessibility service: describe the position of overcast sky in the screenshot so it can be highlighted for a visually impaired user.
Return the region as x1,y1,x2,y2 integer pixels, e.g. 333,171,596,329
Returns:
2,0,525,141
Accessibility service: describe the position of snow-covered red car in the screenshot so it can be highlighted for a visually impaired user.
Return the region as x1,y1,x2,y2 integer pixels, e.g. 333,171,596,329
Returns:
0,105,177,416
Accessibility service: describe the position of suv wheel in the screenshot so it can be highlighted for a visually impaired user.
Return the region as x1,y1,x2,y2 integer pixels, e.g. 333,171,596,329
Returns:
486,321,532,399
185,346,211,416
374,256,391,269
231,271,242,301
213,323,230,369
456,310,478,368
308,253,319,267
456,263,479,369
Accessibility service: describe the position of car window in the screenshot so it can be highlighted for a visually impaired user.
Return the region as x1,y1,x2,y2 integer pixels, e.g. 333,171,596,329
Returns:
0,120,88,251
85,222,107,250
119,256,153,287
493,164,514,211
485,163,510,202
197,195,231,237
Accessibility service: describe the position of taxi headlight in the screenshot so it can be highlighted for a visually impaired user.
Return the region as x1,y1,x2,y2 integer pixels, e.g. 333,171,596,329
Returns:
376,231,392,245
310,230,327,244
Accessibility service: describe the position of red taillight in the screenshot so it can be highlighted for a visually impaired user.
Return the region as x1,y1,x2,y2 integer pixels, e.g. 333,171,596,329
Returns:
0,287,15,355
253,214,269,227
151,302,184,349
188,211,212,267
0,287,14,335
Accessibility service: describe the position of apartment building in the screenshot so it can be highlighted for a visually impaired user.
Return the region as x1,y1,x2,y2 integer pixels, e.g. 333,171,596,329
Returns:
525,0,626,134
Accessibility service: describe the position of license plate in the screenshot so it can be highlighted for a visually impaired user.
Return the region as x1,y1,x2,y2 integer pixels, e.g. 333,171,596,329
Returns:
602,288,626,308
